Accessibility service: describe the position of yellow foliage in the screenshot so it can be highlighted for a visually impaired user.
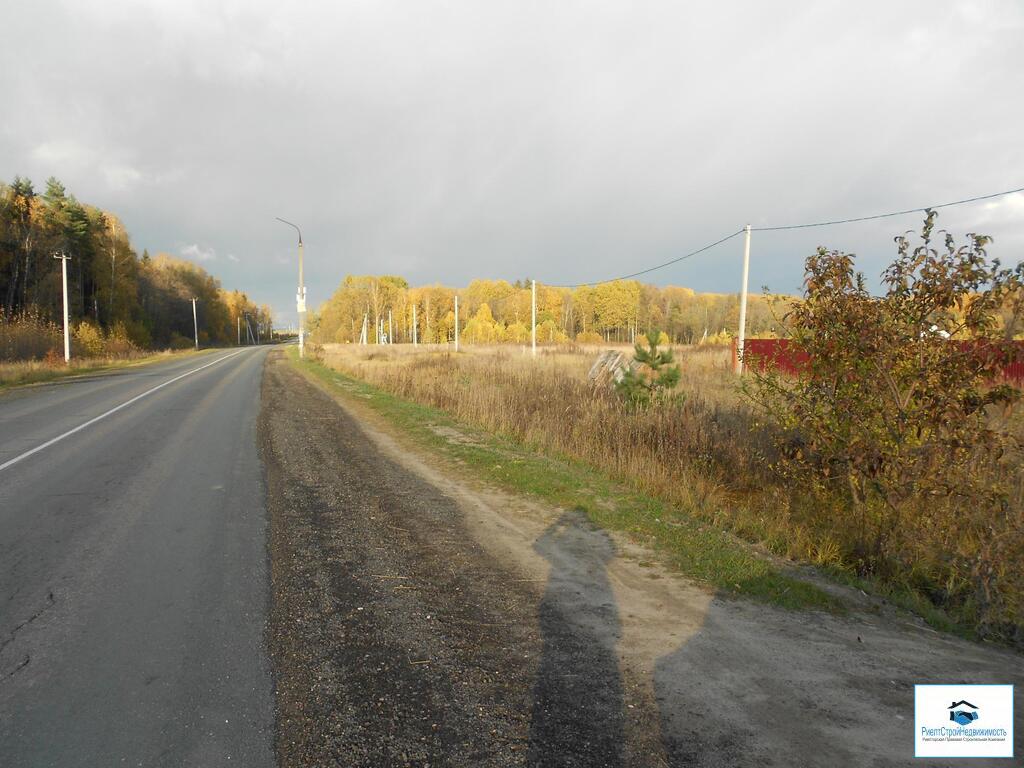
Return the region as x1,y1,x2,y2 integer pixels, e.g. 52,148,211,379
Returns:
636,331,670,348
704,330,733,346
72,321,104,357
575,330,604,344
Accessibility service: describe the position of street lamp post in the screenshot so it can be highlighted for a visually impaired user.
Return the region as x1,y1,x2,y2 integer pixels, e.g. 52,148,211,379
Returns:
275,217,306,358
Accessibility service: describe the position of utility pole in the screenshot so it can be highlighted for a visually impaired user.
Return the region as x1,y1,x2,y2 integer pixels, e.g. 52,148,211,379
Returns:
531,279,537,358
237,315,241,346
276,218,306,358
191,297,199,350
454,295,459,352
53,252,71,363
412,303,418,346
736,223,752,374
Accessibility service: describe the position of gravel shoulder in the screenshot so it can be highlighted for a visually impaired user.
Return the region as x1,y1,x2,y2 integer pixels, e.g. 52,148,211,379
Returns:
260,352,1022,767
260,353,657,766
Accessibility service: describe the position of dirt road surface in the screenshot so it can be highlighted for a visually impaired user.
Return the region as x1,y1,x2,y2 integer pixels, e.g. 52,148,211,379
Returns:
259,353,1022,767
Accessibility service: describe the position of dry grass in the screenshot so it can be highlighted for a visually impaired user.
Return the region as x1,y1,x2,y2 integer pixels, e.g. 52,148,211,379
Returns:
0,348,204,389
322,343,781,548
0,310,62,361
1,312,159,388
319,341,1024,641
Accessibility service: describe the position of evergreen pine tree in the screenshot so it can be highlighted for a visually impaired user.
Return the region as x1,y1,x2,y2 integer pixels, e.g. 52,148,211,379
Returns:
615,328,680,406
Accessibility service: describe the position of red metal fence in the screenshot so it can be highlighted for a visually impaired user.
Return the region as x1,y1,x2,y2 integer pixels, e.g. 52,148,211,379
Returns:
734,338,1024,385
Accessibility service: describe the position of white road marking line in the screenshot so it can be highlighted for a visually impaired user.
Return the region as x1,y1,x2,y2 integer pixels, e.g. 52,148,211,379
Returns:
0,349,251,473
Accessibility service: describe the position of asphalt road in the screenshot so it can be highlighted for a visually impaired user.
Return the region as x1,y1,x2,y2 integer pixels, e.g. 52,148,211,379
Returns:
0,348,275,767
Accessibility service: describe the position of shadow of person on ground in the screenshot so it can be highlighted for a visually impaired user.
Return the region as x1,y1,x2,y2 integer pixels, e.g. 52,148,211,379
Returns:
527,510,625,768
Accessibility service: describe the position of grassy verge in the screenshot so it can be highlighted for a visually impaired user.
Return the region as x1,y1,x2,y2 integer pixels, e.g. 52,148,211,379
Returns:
288,348,842,613
0,348,215,391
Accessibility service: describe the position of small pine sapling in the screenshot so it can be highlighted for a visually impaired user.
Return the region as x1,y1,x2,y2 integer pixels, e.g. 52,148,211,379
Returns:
616,328,681,406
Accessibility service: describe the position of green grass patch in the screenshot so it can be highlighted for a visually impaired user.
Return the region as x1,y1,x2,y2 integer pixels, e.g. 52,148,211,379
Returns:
289,348,842,613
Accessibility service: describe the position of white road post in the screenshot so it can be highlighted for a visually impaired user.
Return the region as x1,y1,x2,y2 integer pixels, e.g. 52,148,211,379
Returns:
454,295,459,352
531,279,537,358
736,223,751,374
53,251,71,362
412,303,418,346
191,297,199,350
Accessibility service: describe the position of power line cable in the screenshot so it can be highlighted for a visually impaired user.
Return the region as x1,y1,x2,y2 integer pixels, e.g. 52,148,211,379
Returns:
751,185,1024,231
548,228,745,288
546,184,1023,287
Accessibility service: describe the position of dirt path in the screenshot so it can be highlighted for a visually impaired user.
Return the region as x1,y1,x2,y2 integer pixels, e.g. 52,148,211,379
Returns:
259,353,1022,767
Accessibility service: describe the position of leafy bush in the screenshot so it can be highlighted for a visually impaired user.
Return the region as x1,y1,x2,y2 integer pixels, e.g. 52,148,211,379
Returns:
72,321,104,357
746,211,1024,636
636,330,670,347
103,322,139,358
168,332,194,350
0,311,61,361
575,330,604,345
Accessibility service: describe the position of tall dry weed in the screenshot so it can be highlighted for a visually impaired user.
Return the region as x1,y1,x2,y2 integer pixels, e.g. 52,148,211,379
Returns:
323,343,1024,641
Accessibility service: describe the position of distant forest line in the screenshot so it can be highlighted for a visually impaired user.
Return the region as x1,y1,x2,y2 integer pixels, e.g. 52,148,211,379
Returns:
314,274,785,346
0,176,270,355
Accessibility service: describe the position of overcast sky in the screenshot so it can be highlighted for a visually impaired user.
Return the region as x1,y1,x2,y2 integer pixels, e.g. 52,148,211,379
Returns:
3,0,1022,325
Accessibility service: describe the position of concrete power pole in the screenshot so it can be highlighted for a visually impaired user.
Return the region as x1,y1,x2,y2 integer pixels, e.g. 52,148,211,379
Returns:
531,279,537,358
191,298,199,350
297,239,305,357
53,252,71,362
736,224,751,374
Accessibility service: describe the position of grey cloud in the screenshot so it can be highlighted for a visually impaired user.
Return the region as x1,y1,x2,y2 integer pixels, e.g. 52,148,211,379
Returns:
2,0,1022,326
